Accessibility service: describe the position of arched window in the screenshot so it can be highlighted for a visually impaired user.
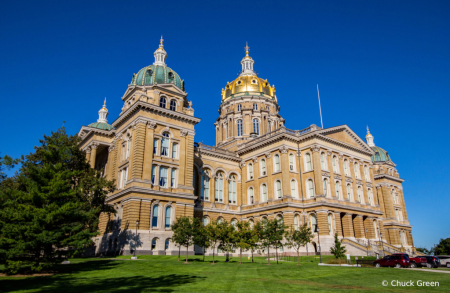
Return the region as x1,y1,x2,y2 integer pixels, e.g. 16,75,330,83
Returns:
169,100,176,112
237,120,243,137
261,184,268,202
237,104,242,111
305,153,312,171
344,159,349,176
151,238,158,250
260,159,266,176
253,119,259,135
307,179,314,198
373,220,378,239
152,205,159,228
165,239,170,250
159,97,166,108
294,214,300,231
328,214,333,235
323,178,328,197
249,219,254,228
275,180,282,198
321,152,326,170
346,184,352,201
268,120,271,132
253,103,258,110
231,219,237,228
354,162,359,179
276,214,283,225
274,154,281,172
289,153,295,171
201,170,210,201
310,214,317,232
357,186,363,203
290,179,297,197
215,173,224,202
364,165,369,181
217,217,224,224
202,216,209,226
165,206,171,228
248,163,254,180
161,133,169,156
367,188,373,206
332,156,338,173
159,167,168,187
335,181,341,199
248,187,254,204
228,175,237,204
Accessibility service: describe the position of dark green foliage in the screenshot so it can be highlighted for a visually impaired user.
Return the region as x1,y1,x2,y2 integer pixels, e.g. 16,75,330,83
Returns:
432,238,450,255
235,221,252,264
0,128,115,274
0,153,20,182
171,216,200,263
330,233,347,259
193,223,209,262
258,218,286,264
415,247,431,255
286,224,314,265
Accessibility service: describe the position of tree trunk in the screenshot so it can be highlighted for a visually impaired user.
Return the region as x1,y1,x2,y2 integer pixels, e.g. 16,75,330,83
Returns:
203,247,205,262
240,247,242,264
185,245,189,263
178,246,180,261
276,246,278,264
306,244,309,256
212,247,215,264
252,249,254,263
297,250,300,265
267,247,270,265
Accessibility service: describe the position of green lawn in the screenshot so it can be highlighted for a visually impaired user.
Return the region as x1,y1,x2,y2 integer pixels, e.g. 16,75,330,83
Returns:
1,255,449,292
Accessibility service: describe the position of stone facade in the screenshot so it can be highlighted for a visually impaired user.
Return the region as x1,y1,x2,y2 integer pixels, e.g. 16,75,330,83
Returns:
79,40,415,256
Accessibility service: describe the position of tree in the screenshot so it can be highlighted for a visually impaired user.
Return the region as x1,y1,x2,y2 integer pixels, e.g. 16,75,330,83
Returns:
205,220,221,264
432,238,450,255
415,247,431,255
0,128,115,273
171,216,199,263
247,222,261,263
0,154,20,182
235,220,252,264
330,232,347,262
286,224,314,265
193,223,209,262
259,218,286,265
216,220,236,262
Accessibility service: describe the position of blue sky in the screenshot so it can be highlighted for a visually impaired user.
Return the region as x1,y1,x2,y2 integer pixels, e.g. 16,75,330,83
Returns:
1,0,449,249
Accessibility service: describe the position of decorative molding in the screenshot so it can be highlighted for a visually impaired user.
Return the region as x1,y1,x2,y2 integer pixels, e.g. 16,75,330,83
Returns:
346,178,353,183
322,172,331,178
180,130,189,137
240,161,246,167
310,145,320,153
148,122,157,129
108,145,115,153
334,174,342,180
279,146,288,154
327,151,332,156
366,182,373,188
85,148,91,154
252,157,258,163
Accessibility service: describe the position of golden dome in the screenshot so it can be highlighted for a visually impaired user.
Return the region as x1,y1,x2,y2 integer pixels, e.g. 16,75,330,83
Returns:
221,75,276,102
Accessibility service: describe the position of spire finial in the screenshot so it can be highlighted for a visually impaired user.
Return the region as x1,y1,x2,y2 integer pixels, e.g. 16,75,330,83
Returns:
365,125,375,146
98,98,109,123
160,35,164,45
104,97,106,106
245,42,250,55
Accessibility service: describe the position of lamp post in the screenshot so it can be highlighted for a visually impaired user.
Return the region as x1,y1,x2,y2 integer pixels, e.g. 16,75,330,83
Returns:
366,228,370,256
314,225,322,263
134,219,139,258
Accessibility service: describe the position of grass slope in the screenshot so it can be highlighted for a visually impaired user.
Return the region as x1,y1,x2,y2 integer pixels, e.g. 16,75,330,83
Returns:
1,255,448,292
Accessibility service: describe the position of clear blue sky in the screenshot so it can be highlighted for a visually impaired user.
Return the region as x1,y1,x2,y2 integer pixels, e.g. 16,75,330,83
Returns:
1,0,449,250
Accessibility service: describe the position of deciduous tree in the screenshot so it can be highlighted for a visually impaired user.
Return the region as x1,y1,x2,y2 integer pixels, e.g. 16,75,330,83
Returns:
285,224,314,265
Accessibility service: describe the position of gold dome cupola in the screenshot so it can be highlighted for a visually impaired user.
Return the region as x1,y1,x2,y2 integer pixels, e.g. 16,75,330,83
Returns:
240,42,256,76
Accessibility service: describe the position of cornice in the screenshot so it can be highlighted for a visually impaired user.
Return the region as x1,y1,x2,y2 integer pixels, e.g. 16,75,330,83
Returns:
374,174,405,183
106,186,197,203
78,126,116,144
195,144,241,163
122,84,187,101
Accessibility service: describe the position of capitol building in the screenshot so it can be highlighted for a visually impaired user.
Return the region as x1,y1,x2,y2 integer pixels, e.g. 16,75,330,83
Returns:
78,38,416,256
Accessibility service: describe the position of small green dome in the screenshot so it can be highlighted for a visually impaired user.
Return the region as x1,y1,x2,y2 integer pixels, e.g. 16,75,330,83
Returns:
131,65,184,90
88,122,113,131
371,146,391,163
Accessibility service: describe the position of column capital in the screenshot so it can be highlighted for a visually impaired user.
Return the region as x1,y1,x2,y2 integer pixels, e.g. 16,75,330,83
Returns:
310,145,320,153
148,121,157,129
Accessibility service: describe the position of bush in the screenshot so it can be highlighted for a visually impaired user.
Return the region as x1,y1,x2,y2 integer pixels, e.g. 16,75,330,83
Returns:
5,260,23,275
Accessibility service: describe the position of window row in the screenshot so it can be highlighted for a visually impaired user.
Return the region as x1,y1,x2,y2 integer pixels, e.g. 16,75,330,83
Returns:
247,153,297,180
200,171,237,204
159,97,177,111
151,165,177,188
153,133,178,158
234,103,270,112
151,205,173,229
306,178,375,205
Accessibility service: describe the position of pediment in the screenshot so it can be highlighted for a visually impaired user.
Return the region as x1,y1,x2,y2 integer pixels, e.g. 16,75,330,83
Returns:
318,125,374,154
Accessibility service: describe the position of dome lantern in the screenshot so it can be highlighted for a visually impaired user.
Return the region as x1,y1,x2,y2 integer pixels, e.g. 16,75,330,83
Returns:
88,98,113,131
240,42,255,76
366,125,375,146
154,36,167,66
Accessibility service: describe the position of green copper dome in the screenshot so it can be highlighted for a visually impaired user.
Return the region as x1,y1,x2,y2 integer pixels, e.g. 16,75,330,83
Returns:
370,146,391,163
131,65,184,90
88,122,113,131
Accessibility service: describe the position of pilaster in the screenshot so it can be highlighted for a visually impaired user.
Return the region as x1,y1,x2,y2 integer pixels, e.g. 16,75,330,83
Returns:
143,122,156,181
342,213,354,238
353,215,365,239
334,212,343,237
131,121,146,179
311,146,323,195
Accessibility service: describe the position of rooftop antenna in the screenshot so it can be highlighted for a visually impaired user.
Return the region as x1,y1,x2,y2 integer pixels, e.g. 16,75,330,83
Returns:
317,84,323,128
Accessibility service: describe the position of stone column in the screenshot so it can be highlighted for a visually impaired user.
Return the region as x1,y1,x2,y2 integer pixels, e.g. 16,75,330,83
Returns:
311,146,323,196
89,144,98,169
131,121,147,179
388,229,401,246
341,213,354,238
363,217,376,239
185,132,194,189
85,148,91,163
381,186,396,220
265,153,273,199
143,122,156,181
106,145,115,181
334,212,343,237
280,147,290,196
353,215,365,239
316,210,329,236
327,151,336,197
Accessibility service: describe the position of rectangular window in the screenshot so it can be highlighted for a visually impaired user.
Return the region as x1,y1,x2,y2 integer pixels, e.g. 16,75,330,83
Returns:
261,160,266,176
121,143,126,161
161,137,169,156
249,164,253,179
121,167,128,188
153,139,158,155
159,167,168,188
289,155,294,171
171,169,176,188
126,140,131,159
275,155,280,172
172,143,177,158
151,165,156,184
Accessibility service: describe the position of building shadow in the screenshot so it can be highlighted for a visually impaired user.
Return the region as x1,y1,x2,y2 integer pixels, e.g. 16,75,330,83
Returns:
95,219,144,256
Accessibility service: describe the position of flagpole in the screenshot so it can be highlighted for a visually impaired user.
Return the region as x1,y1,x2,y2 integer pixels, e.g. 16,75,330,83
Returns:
317,84,323,128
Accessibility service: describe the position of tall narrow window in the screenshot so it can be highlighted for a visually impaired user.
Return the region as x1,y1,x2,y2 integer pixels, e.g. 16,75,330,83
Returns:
248,163,254,179
305,153,312,171
126,139,131,159
153,139,158,155
165,206,171,228
122,167,128,188
215,173,224,202
261,184,267,202
290,179,297,197
321,153,326,170
308,179,314,198
228,175,236,204
237,104,242,111
248,187,254,204
253,119,259,135
152,205,159,228
171,169,176,188
323,178,328,197
294,215,299,231
201,170,210,201
364,166,369,181
151,165,157,184
274,154,280,172
161,133,169,156
354,162,359,179
165,239,170,250
335,181,341,199
391,190,396,204
268,121,271,132
347,184,352,201
172,143,177,158
368,188,372,205
260,159,266,176
289,154,295,171
276,180,282,198
310,214,317,232
395,209,399,221
253,103,258,110
170,100,176,111
159,97,166,108
237,120,243,137
332,156,338,173
357,186,363,203
373,220,378,238
344,160,348,176
328,214,333,235
159,167,168,188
